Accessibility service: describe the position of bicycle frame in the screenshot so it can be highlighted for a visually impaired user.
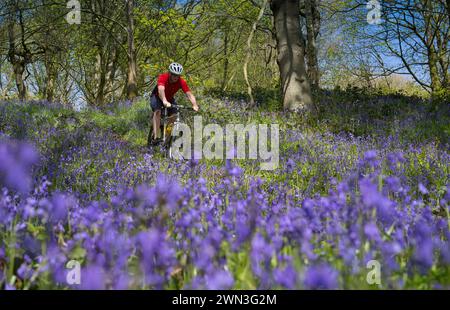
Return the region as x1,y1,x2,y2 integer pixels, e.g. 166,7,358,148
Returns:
151,105,188,159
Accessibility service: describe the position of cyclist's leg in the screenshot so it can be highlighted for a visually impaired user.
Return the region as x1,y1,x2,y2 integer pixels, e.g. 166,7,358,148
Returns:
150,94,163,140
161,98,179,148
167,97,178,125
166,98,185,159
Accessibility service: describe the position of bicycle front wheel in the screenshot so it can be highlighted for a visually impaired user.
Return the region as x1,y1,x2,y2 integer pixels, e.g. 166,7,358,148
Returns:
167,122,186,160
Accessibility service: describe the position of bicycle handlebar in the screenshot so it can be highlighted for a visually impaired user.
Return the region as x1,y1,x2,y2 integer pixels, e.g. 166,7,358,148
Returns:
163,105,198,111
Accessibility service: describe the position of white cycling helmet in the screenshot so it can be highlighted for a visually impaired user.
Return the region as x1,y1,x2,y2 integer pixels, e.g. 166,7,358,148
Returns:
169,62,183,75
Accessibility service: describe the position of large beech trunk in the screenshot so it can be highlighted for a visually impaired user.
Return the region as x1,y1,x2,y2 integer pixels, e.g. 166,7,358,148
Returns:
270,0,313,111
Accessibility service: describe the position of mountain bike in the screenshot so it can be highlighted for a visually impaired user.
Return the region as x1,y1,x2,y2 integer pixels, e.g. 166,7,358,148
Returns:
147,105,190,159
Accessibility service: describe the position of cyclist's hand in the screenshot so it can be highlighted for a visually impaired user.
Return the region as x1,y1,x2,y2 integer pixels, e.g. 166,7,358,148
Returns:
192,104,199,112
163,100,171,108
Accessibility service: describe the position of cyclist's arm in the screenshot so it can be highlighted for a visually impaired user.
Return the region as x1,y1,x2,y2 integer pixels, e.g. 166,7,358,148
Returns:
158,86,171,106
185,91,199,111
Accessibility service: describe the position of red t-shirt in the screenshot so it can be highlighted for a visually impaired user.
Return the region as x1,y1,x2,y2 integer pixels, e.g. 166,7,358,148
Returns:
155,72,190,101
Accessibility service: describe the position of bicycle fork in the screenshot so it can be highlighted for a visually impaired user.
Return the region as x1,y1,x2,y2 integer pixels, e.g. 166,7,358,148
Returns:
162,108,168,143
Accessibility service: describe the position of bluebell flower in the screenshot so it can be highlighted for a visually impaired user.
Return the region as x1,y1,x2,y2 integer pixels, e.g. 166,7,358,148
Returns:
304,264,338,289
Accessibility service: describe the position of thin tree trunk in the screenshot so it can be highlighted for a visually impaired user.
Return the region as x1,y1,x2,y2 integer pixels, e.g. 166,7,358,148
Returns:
221,29,229,91
96,53,106,106
43,41,57,102
126,0,138,100
446,0,450,24
105,45,119,103
42,0,56,102
45,67,56,102
223,70,236,92
270,0,313,111
304,0,320,90
244,0,268,106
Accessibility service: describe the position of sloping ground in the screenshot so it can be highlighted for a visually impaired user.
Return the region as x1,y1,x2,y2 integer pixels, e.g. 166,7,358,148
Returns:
0,97,449,289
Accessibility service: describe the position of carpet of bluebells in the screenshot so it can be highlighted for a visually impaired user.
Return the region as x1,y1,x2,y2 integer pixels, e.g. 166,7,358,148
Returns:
0,97,449,290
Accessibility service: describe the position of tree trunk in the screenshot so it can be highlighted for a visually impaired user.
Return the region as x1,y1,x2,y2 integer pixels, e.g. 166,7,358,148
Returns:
105,45,119,103
304,0,320,90
221,29,229,91
435,30,449,90
244,0,268,106
42,0,57,102
45,67,56,102
7,19,27,100
270,0,313,111
223,70,236,92
43,47,57,102
12,63,26,100
428,46,442,95
424,1,442,96
440,0,449,89
95,52,106,106
126,0,138,100
447,0,450,24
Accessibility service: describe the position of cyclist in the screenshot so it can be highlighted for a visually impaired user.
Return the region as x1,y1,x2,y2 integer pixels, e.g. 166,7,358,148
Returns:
149,62,199,146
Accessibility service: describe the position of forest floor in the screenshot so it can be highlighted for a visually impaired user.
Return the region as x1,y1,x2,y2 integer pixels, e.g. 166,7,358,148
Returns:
0,91,449,289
